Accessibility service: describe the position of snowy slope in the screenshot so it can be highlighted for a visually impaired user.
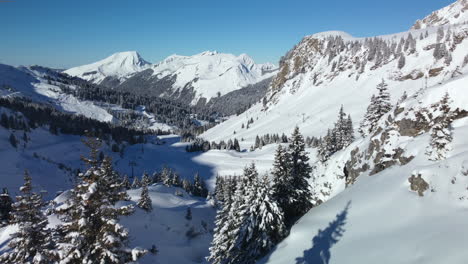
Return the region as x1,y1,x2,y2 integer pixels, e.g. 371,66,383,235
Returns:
0,64,114,122
64,51,150,85
201,23,468,150
148,51,277,103
412,0,468,29
122,185,216,264
259,74,468,264
0,185,216,264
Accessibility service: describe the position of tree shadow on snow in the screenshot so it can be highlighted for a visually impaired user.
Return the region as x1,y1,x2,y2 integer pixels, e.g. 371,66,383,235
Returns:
295,201,351,264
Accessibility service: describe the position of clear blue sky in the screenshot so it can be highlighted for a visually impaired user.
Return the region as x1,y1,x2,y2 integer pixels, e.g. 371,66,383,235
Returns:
0,0,455,68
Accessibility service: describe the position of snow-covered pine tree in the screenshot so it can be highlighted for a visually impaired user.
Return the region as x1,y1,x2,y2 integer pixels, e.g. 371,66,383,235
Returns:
214,175,225,203
193,173,208,197
271,145,294,219
121,174,131,190
343,114,355,147
182,179,193,194
208,174,247,264
240,174,286,262
141,172,152,187
334,105,347,150
161,166,173,186
0,188,13,227
0,171,57,264
55,137,146,263
233,138,241,152
426,92,454,161
359,80,392,136
137,183,152,212
287,126,313,221
131,176,142,189
359,95,376,137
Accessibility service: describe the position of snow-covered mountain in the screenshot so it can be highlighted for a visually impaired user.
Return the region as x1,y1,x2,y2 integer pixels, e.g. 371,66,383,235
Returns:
64,51,150,86
202,20,468,149
0,64,114,122
412,0,468,29
116,51,277,105
151,51,276,101
64,50,277,106
198,1,468,263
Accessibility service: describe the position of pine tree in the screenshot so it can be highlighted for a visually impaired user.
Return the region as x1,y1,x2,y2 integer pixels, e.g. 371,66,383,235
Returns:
207,177,240,264
359,80,392,136
121,174,131,190
0,171,57,264
271,145,294,220
426,92,454,161
55,137,146,263
141,172,151,186
0,188,13,226
131,177,141,189
226,164,259,263
217,165,286,264
193,173,208,197
161,166,173,186
214,175,225,203
137,183,152,212
233,138,241,152
287,127,313,221
343,114,355,147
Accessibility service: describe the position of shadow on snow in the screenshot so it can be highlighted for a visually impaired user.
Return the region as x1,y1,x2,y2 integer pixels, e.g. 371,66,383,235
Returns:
295,201,351,264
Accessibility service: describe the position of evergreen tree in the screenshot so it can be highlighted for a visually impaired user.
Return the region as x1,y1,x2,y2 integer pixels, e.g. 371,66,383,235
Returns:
241,174,286,262
55,137,146,263
193,173,208,197
426,92,454,161
233,138,241,152
271,145,294,220
0,188,13,226
121,175,131,190
161,166,173,186
137,183,152,212
141,172,151,186
359,80,392,136
344,114,355,146
0,171,57,264
287,127,313,221
131,177,142,189
334,105,347,150
207,177,240,264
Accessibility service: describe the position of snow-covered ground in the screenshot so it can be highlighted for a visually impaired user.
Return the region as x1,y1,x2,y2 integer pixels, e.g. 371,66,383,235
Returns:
0,185,216,264
260,122,468,264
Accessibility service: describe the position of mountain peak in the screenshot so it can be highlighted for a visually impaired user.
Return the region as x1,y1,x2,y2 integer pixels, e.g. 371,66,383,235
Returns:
106,51,149,66
412,0,468,29
64,51,150,85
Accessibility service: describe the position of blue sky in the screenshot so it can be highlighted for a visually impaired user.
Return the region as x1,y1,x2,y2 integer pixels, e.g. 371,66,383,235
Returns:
0,0,455,68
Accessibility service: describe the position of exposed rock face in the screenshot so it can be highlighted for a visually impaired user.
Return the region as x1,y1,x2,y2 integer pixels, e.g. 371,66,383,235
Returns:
411,0,468,30
408,173,429,197
344,102,467,185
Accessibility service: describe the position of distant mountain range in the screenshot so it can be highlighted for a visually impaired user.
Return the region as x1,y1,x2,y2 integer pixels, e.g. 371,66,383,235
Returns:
64,50,277,107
